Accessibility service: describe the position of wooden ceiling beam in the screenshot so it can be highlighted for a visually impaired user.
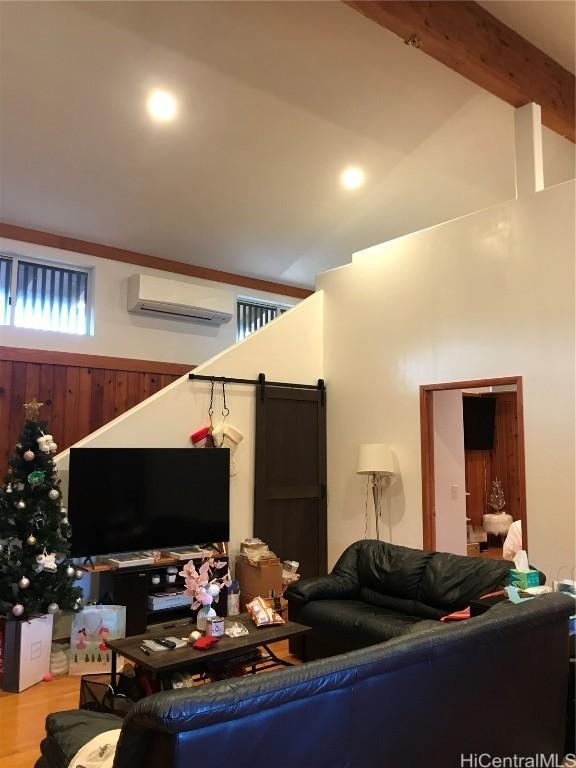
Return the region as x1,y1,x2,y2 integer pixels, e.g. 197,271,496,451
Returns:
344,1,575,143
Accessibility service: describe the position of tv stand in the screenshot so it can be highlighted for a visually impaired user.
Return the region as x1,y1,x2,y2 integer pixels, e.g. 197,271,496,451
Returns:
93,552,229,636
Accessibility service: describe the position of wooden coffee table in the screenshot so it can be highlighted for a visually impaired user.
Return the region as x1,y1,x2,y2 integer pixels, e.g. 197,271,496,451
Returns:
106,613,309,689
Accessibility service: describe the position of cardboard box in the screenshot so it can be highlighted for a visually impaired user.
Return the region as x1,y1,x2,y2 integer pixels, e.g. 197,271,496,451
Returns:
0,614,54,692
236,556,283,606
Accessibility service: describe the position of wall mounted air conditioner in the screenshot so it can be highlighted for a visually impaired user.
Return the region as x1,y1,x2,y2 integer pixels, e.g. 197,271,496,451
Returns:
127,274,234,325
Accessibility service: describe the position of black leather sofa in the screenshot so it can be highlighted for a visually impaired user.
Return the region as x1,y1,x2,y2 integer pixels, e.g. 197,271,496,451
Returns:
36,594,572,768
286,540,517,660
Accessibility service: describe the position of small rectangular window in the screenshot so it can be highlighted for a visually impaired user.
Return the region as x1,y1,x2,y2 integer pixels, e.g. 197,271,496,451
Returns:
236,298,290,341
0,257,11,325
13,260,90,335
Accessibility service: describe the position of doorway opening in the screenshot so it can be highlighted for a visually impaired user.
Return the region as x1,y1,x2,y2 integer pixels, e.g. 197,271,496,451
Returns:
420,377,527,560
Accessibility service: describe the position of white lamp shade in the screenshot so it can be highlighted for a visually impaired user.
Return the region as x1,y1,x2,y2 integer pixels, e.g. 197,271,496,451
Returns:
357,444,395,475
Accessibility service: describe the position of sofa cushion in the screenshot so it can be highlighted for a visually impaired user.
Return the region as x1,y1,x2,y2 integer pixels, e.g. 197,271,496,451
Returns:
360,587,445,620
296,599,444,644
356,541,434,600
418,552,512,610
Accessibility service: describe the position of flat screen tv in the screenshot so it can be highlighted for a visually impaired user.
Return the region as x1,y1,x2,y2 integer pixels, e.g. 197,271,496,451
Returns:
462,395,496,450
68,448,230,556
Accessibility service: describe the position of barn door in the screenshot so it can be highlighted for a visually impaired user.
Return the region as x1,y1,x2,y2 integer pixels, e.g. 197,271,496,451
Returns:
254,385,327,578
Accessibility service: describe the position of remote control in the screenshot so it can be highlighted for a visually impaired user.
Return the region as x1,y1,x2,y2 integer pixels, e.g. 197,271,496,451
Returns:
156,638,177,649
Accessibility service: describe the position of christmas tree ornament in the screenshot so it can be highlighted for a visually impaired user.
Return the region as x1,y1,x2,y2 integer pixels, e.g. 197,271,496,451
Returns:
16,500,26,509
12,603,25,617
40,552,58,572
48,488,60,500
27,470,46,488
65,565,75,578
16,443,23,450
15,482,25,491
23,398,44,421
75,569,84,580
23,450,35,461
47,602,59,614
18,576,30,589
49,442,58,454
5,483,12,494
59,506,67,516
26,534,37,545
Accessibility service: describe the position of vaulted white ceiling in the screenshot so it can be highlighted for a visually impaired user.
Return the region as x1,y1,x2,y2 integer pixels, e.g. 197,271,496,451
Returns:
0,1,574,288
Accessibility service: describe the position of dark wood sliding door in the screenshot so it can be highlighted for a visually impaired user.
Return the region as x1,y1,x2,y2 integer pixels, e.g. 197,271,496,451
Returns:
254,386,327,578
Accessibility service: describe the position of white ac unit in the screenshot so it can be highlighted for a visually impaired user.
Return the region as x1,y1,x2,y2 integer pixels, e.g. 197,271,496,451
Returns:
127,274,234,325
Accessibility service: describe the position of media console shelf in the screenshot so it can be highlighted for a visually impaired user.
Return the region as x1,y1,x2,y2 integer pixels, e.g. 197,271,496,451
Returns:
82,553,229,636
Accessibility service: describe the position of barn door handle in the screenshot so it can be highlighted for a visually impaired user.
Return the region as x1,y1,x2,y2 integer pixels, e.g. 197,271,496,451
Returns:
317,379,325,406
258,372,266,402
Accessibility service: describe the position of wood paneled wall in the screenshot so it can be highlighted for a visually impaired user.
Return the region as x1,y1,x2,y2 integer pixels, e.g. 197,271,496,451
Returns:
0,347,192,475
465,391,520,528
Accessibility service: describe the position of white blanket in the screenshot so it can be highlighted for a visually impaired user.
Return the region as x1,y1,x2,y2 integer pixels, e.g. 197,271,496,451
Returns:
69,728,121,768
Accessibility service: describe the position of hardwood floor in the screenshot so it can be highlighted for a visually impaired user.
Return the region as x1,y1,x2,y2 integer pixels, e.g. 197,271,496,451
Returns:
0,674,79,768
0,640,295,768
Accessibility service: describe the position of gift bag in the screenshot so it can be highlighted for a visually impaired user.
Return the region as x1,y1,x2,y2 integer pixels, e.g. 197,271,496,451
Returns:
69,605,126,676
0,614,54,692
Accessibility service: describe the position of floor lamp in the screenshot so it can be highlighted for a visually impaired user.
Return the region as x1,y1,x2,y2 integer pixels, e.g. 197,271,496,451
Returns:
357,444,395,541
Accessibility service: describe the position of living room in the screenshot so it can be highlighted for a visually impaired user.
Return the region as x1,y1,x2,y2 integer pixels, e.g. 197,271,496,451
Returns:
0,2,575,767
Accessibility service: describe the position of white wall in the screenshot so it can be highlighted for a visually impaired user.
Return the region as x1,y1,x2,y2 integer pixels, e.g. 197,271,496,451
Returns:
318,180,575,583
56,291,324,572
0,237,299,365
432,390,467,556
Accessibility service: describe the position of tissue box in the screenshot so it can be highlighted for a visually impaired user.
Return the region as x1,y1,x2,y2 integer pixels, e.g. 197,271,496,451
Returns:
510,569,540,589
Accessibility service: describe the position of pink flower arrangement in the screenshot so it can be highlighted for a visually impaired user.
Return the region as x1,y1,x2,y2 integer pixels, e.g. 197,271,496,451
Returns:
179,557,231,611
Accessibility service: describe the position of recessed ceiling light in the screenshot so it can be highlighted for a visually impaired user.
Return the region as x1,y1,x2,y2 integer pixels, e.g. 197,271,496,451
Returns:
341,166,365,190
147,89,177,122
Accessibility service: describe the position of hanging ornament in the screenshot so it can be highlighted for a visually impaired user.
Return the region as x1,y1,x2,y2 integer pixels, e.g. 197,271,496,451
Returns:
48,489,60,501
47,602,59,614
49,442,58,454
16,482,25,492
75,569,84,580
65,565,75,578
15,443,23,451
18,576,30,589
12,603,24,617
23,450,35,461
5,483,12,494
59,506,67,517
26,534,37,546
73,597,83,611
15,500,26,510
27,470,46,488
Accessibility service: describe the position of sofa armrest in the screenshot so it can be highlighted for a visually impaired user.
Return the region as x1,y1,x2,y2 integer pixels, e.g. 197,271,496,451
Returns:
39,710,122,768
285,574,359,606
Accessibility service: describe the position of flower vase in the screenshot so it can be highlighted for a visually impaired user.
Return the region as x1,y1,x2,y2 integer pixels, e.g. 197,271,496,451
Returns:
196,605,216,631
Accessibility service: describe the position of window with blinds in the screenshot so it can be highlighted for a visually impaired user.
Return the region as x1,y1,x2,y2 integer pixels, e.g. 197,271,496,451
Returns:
0,255,91,335
236,299,290,341
0,257,11,325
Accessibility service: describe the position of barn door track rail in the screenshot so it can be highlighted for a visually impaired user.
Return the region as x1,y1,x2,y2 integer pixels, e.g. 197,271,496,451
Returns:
188,372,325,403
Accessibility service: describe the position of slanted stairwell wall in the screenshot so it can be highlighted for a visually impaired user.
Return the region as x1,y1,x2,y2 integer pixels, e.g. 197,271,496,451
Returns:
55,291,324,578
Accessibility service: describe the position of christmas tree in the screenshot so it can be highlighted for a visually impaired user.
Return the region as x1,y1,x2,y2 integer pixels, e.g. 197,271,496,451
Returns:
0,399,83,619
487,478,506,513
